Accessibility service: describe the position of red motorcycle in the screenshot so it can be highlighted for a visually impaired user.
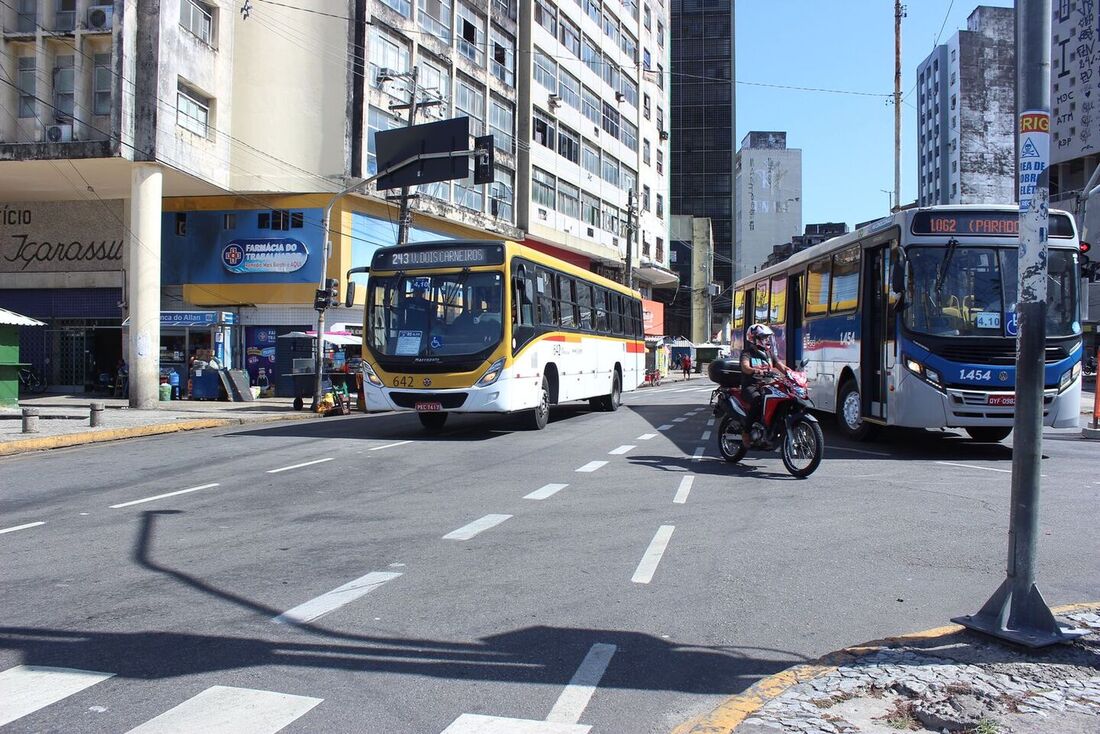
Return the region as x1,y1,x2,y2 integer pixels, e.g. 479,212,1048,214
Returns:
708,358,824,478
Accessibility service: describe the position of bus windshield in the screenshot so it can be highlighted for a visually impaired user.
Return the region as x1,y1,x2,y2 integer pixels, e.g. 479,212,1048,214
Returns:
904,247,1080,337
368,272,504,358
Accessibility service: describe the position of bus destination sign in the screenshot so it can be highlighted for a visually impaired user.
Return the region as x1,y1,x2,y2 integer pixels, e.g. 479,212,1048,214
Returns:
911,211,1074,239
372,243,505,270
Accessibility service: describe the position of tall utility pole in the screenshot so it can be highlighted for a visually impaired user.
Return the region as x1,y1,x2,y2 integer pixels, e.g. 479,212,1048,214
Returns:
893,0,904,212
952,0,1085,648
394,66,421,246
625,188,636,289
729,1,737,335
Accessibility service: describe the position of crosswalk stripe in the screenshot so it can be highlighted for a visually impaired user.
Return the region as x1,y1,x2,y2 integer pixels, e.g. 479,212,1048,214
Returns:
0,665,114,727
274,571,402,625
125,685,322,734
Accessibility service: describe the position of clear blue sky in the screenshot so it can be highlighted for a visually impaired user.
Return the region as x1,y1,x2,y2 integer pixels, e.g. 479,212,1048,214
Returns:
734,0,1015,228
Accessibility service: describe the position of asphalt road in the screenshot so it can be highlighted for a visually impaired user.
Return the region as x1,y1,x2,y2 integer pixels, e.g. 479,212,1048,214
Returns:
1,383,1098,733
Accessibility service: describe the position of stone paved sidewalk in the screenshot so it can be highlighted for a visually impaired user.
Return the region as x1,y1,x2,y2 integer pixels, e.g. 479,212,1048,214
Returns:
718,607,1100,734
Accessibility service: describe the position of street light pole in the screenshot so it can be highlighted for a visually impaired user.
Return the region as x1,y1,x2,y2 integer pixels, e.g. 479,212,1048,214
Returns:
952,0,1085,648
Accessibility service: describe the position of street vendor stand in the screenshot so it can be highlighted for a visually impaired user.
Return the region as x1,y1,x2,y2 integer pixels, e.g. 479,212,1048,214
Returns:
276,330,361,410
0,308,44,406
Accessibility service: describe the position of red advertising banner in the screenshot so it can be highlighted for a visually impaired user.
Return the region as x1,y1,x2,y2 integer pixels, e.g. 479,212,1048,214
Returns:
642,299,664,336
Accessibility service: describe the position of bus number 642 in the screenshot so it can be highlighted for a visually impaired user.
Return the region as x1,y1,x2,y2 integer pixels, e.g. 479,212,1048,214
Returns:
392,375,415,387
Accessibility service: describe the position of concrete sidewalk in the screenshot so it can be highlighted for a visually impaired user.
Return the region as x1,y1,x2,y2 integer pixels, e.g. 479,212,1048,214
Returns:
0,394,320,456
677,604,1100,734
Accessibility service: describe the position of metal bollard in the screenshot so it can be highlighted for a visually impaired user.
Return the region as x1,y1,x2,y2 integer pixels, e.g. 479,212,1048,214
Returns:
89,402,105,427
21,407,39,434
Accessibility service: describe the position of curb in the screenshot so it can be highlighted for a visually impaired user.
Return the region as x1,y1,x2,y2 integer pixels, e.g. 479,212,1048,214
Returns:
0,412,321,457
672,602,1100,734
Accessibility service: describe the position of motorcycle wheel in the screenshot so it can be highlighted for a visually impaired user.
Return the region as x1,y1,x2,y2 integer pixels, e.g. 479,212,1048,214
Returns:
718,416,748,464
782,416,824,478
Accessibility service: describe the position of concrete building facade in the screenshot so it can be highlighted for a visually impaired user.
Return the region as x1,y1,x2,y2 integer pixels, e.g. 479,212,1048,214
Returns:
734,131,801,284
915,5,1016,207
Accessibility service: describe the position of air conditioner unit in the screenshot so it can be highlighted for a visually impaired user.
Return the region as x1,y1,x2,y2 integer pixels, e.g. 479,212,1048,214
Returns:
586,227,595,238
614,91,625,103
538,208,548,221
46,123,73,143
88,5,113,30
548,94,561,109
659,129,669,141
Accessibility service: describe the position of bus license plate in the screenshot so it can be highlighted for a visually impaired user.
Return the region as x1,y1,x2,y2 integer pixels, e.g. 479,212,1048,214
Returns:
415,401,443,412
987,395,1015,406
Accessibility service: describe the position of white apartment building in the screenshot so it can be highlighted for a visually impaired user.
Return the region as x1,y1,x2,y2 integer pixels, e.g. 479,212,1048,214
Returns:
517,0,674,293
915,5,1015,207
734,131,802,284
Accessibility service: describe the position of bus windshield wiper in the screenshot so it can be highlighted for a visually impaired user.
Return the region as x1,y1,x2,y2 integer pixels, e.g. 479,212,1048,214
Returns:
932,238,959,305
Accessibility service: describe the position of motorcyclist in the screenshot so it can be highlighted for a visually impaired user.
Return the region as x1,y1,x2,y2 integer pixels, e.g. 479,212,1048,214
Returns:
740,323,790,448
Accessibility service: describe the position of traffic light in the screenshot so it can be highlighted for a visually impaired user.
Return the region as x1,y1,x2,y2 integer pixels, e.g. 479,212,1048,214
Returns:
473,135,495,185
313,288,328,312
325,278,340,308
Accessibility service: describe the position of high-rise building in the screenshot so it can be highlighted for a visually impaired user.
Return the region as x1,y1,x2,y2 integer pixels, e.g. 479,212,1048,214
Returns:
915,5,1015,207
1051,1,1100,209
734,131,802,283
669,0,734,325
517,0,675,294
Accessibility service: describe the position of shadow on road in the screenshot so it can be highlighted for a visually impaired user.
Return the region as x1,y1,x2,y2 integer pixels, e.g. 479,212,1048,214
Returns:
0,510,804,696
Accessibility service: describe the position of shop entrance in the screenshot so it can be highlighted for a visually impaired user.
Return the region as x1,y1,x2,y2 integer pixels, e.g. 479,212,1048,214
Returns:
41,321,123,391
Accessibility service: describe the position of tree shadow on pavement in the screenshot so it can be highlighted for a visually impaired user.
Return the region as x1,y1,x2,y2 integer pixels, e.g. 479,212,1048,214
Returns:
0,510,805,696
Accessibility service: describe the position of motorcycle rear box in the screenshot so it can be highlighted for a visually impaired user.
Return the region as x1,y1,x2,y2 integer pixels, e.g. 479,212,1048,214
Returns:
707,357,741,387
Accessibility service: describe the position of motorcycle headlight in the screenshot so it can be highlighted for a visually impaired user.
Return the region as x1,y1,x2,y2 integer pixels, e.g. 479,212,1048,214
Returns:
361,361,383,387
476,358,505,387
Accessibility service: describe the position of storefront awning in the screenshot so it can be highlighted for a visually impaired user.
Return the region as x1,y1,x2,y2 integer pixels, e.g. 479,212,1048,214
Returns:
0,307,44,327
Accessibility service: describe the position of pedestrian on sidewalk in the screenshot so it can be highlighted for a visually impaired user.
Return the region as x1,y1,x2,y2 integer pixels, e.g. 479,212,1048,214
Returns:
681,354,692,379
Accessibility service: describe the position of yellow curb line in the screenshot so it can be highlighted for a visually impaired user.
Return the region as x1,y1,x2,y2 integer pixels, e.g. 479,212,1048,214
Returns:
672,602,1100,734
0,412,321,457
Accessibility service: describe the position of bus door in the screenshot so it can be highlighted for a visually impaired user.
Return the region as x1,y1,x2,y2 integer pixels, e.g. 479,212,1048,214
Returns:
861,245,891,421
786,273,803,365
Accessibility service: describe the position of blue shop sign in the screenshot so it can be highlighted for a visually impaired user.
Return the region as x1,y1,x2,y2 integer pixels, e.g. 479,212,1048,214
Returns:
161,311,236,327
222,238,309,274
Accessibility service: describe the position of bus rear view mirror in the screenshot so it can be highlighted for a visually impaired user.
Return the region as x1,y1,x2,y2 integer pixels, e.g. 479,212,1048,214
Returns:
890,257,906,294
344,281,356,309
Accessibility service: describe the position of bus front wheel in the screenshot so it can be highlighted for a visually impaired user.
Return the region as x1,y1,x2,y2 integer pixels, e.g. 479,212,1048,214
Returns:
837,380,875,441
965,427,1012,442
597,371,622,412
528,378,550,430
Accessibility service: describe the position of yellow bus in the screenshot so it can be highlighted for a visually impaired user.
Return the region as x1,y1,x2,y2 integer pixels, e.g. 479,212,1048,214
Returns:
354,240,645,430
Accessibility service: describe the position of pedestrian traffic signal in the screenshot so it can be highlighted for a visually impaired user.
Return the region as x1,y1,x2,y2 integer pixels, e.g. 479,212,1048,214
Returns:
473,135,495,185
325,278,340,308
313,288,329,312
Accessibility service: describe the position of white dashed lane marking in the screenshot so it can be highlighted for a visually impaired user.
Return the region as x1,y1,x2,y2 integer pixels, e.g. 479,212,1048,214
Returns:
608,445,635,455
700,431,711,441
443,514,513,540
109,483,220,509
636,433,657,440
657,424,673,431
691,447,705,461
0,521,45,536
273,571,402,625
525,484,568,500
674,476,694,504
632,526,675,584
936,461,1010,474
267,458,333,474
576,461,608,472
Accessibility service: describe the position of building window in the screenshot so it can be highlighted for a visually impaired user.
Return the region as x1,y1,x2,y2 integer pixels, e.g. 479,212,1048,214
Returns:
55,0,75,30
642,185,650,211
180,0,214,45
656,193,664,218
643,48,651,70
379,0,412,16
560,17,580,57
558,124,580,164
950,70,956,85
93,53,112,115
533,108,556,149
656,63,664,90
643,138,651,165
490,98,514,151
53,55,75,118
601,59,620,95
621,166,637,194
559,70,580,109
583,192,600,228
419,0,452,43
490,167,514,220
367,106,399,175
533,47,557,91
418,55,451,105
602,155,619,187
601,202,619,237
603,9,619,48
177,85,210,137
16,0,36,32
656,20,664,47
582,35,601,76
456,4,485,65
584,0,599,25
656,236,664,261
533,167,556,208
620,30,637,61
582,86,600,126
534,0,557,36
643,2,651,29
368,27,410,92
581,141,600,177
601,101,620,138
455,77,485,135
643,93,650,119
620,77,638,108
558,180,580,219
17,56,35,118
620,118,637,149
656,148,663,175
490,28,515,87
454,176,484,212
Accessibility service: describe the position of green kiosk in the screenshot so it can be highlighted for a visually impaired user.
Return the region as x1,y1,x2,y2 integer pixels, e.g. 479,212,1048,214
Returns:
0,308,45,407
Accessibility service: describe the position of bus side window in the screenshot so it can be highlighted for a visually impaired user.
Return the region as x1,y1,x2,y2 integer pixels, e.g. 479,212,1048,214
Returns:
631,299,642,338
610,294,623,334
560,277,577,328
805,258,831,317
536,268,555,326
577,283,593,330
595,289,610,332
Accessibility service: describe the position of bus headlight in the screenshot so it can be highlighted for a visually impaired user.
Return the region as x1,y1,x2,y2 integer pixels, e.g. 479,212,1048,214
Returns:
925,367,942,385
904,357,923,375
361,361,383,387
1060,362,1081,390
476,358,505,387
904,355,941,386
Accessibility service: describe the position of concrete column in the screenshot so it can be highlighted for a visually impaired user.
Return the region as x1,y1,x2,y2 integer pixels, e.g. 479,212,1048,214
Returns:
127,163,162,410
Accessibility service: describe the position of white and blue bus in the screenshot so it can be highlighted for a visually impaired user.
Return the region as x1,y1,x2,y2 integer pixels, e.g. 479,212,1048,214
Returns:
731,205,1085,442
